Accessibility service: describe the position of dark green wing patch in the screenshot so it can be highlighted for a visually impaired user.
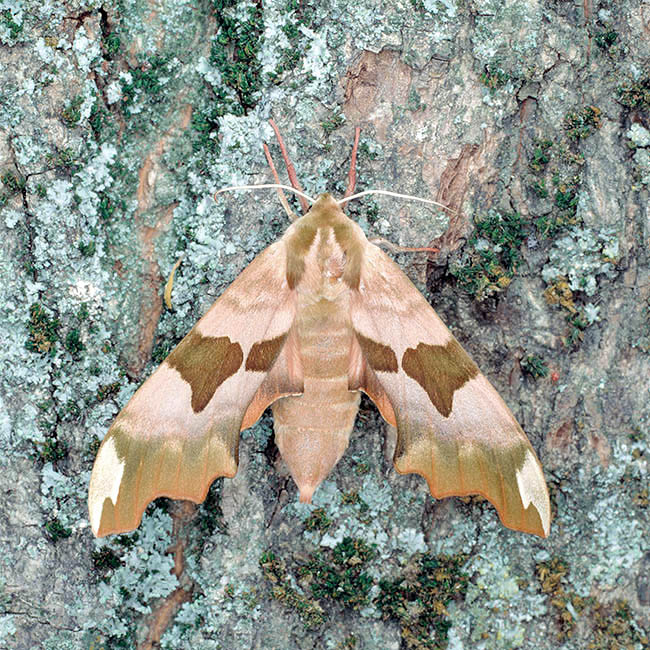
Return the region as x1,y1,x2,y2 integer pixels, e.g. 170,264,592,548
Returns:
401,340,479,417
245,333,288,372
168,331,243,413
355,330,398,373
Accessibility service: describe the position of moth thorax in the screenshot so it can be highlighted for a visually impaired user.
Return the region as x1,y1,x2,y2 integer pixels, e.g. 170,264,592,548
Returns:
318,228,346,282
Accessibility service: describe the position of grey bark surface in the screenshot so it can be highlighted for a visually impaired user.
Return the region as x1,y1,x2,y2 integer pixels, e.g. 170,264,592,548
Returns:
0,1,648,649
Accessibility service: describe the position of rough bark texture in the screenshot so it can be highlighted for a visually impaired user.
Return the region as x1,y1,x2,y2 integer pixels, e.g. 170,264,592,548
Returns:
0,1,648,649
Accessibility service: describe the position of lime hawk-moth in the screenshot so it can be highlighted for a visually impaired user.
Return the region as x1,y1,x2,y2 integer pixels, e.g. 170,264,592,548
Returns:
89,126,551,539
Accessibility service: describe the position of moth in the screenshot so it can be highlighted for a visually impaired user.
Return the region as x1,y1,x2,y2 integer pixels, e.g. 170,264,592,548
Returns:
89,124,551,538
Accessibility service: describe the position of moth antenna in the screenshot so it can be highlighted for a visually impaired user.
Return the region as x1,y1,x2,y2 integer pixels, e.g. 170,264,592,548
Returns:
164,256,183,310
338,189,456,215
343,127,361,202
268,119,310,213
264,143,297,220
213,184,315,207
370,237,440,256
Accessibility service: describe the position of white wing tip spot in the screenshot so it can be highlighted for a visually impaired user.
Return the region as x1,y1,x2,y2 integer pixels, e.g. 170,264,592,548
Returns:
516,449,551,537
88,436,125,535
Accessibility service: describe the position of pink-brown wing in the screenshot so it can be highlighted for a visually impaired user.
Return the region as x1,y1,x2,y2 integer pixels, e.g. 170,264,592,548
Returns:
88,241,303,537
349,243,550,537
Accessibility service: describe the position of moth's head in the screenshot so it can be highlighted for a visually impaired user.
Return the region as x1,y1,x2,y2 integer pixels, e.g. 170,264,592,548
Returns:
302,192,349,224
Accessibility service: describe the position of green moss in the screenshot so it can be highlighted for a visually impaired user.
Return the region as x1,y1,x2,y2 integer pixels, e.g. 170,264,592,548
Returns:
302,538,376,609
450,211,526,300
589,600,649,648
96,381,120,402
259,551,325,629
196,482,227,535
64,328,85,357
26,303,60,356
210,0,264,110
37,437,68,463
304,507,332,533
321,109,345,135
537,560,649,646
267,9,313,84
1,171,26,194
122,55,171,107
44,518,72,542
375,553,469,650
46,147,81,175
534,175,580,237
104,31,121,59
594,27,618,51
407,88,426,112
480,62,510,90
1,9,23,39
531,179,548,198
89,98,115,143
564,106,602,141
335,636,358,650
78,240,96,257
151,339,176,364
565,312,588,348
521,353,549,379
61,95,84,127
92,548,123,575
617,76,650,111
190,1,266,152
536,557,586,640
529,139,553,172
554,181,579,213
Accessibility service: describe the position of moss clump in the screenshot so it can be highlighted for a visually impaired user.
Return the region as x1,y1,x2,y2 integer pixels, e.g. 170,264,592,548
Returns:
543,280,590,348
64,328,85,356
304,507,332,533
529,139,553,172
302,538,376,609
44,518,72,542
26,303,60,356
480,62,510,90
450,211,526,300
103,31,121,59
61,95,84,127
196,482,227,536
96,381,120,402
1,9,23,39
121,55,170,107
594,27,619,51
321,110,345,135
538,560,649,646
589,600,649,649
564,106,602,141
375,553,469,650
92,547,123,575
1,171,26,194
521,353,549,379
210,0,264,110
617,76,650,111
37,437,68,463
536,557,586,640
259,551,325,629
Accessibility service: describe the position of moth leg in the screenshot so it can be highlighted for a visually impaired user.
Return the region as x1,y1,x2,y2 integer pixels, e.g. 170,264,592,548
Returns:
268,118,310,213
343,127,361,201
263,143,297,221
369,237,440,256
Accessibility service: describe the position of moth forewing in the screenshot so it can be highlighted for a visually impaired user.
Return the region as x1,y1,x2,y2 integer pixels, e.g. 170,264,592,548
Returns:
88,239,300,537
349,241,551,538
